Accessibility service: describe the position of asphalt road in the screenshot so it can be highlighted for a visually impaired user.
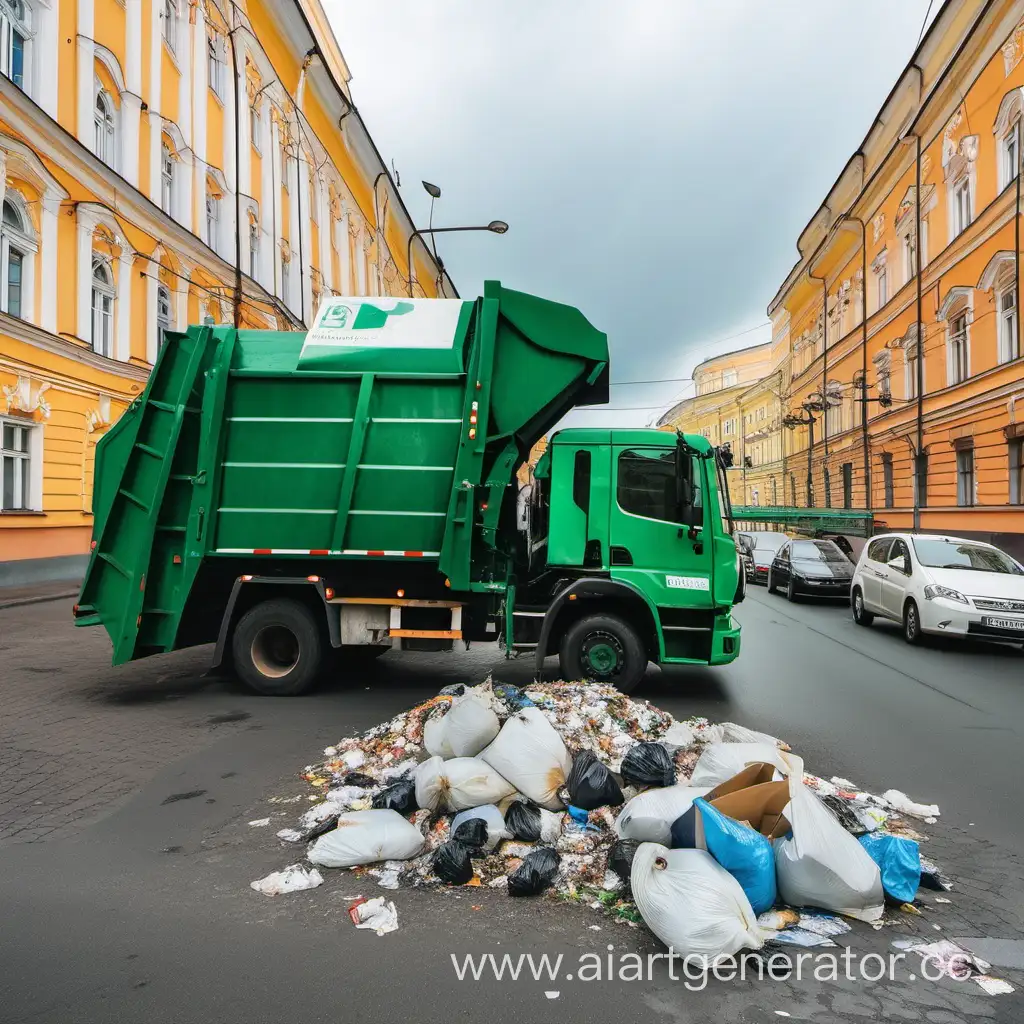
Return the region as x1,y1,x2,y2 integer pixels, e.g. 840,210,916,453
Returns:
0,589,1021,1023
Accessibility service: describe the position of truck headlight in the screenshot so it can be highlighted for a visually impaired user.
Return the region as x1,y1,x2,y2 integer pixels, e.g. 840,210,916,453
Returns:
923,585,967,604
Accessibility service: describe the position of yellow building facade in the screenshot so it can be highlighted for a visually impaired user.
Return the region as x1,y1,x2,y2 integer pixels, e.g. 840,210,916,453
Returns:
0,0,450,583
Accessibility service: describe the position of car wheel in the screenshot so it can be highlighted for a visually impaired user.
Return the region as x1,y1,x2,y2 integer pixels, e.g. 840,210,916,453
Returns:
852,587,874,627
786,577,798,602
558,613,647,694
232,599,323,695
767,570,777,595
903,599,923,646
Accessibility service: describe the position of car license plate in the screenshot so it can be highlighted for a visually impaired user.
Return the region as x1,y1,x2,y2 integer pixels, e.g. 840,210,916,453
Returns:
984,616,1024,631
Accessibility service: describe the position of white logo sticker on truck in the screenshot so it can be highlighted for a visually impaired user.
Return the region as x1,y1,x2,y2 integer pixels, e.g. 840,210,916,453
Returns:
302,298,467,351
666,575,710,591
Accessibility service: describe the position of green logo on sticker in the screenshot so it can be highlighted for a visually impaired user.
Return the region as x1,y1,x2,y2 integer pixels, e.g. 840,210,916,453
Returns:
352,301,414,329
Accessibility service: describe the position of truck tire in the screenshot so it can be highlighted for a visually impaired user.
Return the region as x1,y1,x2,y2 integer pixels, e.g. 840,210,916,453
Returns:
558,613,647,694
232,599,323,696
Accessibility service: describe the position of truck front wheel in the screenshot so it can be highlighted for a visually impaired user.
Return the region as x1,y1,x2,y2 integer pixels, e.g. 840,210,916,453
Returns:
232,599,323,696
558,613,647,694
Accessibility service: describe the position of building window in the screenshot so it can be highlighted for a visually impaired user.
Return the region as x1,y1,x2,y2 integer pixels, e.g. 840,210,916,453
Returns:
250,105,261,151
1003,120,1020,189
874,266,888,310
1,418,32,510
842,463,853,509
1,198,30,319
94,89,116,166
205,191,220,250
906,340,920,400
949,312,968,385
0,0,30,92
914,450,928,508
207,33,224,98
956,446,975,507
156,283,172,351
951,178,971,237
882,452,894,509
920,218,929,270
281,254,290,297
999,284,1019,363
722,369,738,388
902,233,916,284
824,467,832,508
249,221,259,279
1011,440,1023,505
91,256,114,356
162,0,177,54
161,143,174,215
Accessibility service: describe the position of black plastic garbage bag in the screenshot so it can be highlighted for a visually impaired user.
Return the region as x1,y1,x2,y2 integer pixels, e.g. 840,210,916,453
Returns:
508,847,561,897
565,751,624,810
451,817,489,849
608,839,641,888
434,840,475,885
343,772,378,789
620,742,675,788
304,814,340,842
371,778,417,815
505,800,542,842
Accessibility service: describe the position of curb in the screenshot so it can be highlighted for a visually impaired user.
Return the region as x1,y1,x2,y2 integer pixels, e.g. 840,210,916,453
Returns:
0,591,78,612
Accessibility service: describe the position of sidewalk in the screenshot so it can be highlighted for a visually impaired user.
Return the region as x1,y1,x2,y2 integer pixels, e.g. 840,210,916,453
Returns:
0,580,80,611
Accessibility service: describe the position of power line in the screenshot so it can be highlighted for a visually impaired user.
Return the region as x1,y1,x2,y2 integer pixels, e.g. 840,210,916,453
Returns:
917,0,935,45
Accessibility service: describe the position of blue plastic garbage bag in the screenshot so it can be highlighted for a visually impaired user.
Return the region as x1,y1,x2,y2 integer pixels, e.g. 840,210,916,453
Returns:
858,832,921,903
492,683,535,709
693,797,777,915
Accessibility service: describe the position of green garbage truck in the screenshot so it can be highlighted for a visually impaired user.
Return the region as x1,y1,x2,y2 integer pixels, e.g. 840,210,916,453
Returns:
75,282,743,694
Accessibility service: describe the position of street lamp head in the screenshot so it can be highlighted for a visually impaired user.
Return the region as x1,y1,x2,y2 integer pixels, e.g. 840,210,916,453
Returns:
487,220,509,234
422,181,441,199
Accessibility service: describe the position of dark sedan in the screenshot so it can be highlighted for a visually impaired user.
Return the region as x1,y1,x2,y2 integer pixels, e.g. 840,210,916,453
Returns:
737,530,790,586
767,539,856,601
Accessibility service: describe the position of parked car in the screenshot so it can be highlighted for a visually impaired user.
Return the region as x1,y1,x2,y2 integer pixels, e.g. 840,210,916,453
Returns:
851,533,1024,647
736,530,790,586
767,539,856,601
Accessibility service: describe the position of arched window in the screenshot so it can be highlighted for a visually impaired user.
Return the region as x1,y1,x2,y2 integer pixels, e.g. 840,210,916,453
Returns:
91,256,115,356
156,283,172,351
0,0,30,91
161,141,175,215
205,184,220,250
162,0,177,54
94,89,116,166
1,196,31,318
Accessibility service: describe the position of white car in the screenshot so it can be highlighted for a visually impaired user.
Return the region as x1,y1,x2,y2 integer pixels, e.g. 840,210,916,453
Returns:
850,533,1024,647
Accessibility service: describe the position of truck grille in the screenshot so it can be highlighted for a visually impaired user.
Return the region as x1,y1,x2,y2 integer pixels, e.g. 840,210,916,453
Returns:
973,597,1024,613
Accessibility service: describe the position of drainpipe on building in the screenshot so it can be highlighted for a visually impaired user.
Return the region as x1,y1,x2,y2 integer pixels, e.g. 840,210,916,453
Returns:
228,13,244,328
1016,150,1021,359
913,133,925,531
295,49,319,327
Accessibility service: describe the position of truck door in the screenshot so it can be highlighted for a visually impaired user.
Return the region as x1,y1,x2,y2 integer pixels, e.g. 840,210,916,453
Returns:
608,445,715,617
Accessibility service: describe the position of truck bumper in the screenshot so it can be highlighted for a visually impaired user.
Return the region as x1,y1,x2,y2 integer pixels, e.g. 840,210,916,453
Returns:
709,614,741,665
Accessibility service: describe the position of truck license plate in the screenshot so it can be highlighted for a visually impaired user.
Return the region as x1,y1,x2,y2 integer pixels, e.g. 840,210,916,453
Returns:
984,616,1024,631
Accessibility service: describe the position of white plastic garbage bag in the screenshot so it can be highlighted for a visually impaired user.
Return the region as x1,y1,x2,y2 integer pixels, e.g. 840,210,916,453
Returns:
423,713,456,758
250,864,324,895
451,804,510,851
615,785,710,845
660,721,697,749
774,761,884,922
307,809,425,868
689,743,793,788
881,789,940,819
445,690,502,757
479,707,572,810
702,722,784,748
631,844,765,961
414,756,516,813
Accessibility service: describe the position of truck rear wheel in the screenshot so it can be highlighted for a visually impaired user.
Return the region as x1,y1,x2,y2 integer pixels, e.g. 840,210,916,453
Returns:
558,613,647,694
232,599,322,696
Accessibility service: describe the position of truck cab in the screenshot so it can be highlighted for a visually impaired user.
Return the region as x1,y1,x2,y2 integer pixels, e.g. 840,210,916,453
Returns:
511,427,742,691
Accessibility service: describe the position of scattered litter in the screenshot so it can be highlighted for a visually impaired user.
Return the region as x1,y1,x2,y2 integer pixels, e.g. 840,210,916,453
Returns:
934,897,951,904
276,828,303,843
898,939,989,978
758,909,801,931
348,896,399,935
975,976,1015,996
248,817,271,827
768,928,837,948
797,913,851,938
250,864,324,896
881,789,940,820
775,1014,792,1019
588,924,601,931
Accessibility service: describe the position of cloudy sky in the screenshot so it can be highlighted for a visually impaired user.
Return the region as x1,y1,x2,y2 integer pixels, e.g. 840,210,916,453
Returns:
327,0,937,426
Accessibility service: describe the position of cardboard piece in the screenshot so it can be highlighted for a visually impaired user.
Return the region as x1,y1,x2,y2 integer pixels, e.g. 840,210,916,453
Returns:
671,763,791,849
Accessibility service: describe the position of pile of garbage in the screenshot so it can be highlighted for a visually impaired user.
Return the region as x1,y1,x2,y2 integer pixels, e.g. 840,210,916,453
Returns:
252,679,950,962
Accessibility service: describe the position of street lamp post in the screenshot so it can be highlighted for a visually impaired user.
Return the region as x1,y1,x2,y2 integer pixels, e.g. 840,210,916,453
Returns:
783,395,825,507
407,221,509,297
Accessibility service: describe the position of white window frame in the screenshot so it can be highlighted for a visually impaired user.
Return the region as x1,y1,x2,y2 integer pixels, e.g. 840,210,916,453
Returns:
1,416,39,511
205,191,220,251
91,255,115,357
250,104,262,152
160,142,175,215
207,32,224,100
0,0,32,95
162,0,177,55
948,311,969,385
872,250,888,313
999,281,1019,364
93,86,116,167
902,232,916,286
722,369,738,387
904,331,922,401
248,221,259,279
1,194,35,321
1003,119,1020,191
156,282,172,350
281,253,290,299
951,176,972,239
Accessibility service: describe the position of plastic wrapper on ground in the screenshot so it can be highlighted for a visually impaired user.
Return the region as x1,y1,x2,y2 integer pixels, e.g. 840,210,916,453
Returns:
250,864,324,895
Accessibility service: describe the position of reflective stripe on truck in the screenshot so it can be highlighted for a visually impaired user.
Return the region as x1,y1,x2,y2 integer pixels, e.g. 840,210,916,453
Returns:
214,548,440,557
